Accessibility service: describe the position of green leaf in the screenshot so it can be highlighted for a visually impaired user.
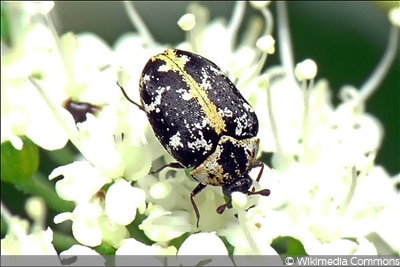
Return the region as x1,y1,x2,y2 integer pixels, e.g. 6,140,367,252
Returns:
271,236,307,256
1,136,39,185
1,2,11,44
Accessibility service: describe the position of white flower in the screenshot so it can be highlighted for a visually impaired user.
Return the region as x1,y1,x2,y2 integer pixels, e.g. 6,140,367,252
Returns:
1,200,58,256
55,200,104,247
177,232,234,266
60,245,105,266
1,2,69,150
53,180,147,248
61,244,102,255
49,161,110,203
115,238,177,266
1,225,58,255
139,204,193,243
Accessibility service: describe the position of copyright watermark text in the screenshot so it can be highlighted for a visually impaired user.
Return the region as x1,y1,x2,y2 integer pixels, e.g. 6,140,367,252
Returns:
284,256,400,266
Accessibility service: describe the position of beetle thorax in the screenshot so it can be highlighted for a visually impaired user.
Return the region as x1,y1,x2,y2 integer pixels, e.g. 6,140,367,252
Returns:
190,135,259,187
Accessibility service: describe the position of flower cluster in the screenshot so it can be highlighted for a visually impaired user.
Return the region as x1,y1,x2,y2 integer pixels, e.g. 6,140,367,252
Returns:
1,1,399,262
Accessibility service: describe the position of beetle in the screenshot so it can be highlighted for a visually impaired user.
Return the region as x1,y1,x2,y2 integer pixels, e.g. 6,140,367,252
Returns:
118,49,270,227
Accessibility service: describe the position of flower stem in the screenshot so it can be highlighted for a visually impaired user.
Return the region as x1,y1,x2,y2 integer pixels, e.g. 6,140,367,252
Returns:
302,79,314,163
123,1,156,47
266,78,282,153
52,231,78,252
276,1,294,80
359,26,399,101
46,13,74,86
338,167,357,215
261,7,274,36
187,31,198,53
1,202,26,237
228,1,246,51
238,209,261,254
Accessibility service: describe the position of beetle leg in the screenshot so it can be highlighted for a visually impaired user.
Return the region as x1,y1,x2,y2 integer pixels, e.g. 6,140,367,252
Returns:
216,197,232,215
250,161,270,196
190,183,207,228
116,81,144,111
245,161,270,206
149,162,185,174
253,161,264,182
250,161,265,192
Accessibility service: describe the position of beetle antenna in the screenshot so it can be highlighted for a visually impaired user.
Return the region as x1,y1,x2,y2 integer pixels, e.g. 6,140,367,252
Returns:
116,81,144,110
216,198,232,214
248,189,270,197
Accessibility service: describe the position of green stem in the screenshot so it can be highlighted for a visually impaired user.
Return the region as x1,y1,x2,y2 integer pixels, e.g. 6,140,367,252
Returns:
53,231,78,252
16,173,74,213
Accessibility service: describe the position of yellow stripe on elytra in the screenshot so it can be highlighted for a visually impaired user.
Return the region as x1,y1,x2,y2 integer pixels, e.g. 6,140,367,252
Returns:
153,49,227,134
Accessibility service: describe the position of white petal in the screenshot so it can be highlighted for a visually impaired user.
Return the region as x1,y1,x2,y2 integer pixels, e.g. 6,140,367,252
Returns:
11,227,58,255
99,216,127,248
61,244,102,255
149,181,172,200
105,179,146,225
71,202,103,247
22,82,70,150
353,237,378,255
116,238,155,255
139,205,192,242
49,161,109,203
115,239,165,266
60,245,105,266
178,232,228,255
54,212,73,224
231,192,248,209
178,232,233,266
